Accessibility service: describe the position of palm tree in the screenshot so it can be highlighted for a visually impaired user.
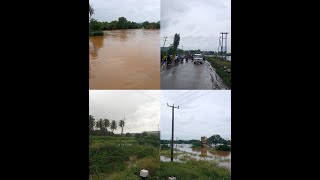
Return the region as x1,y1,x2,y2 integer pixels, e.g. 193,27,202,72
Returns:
119,120,125,136
110,120,117,133
96,119,104,134
103,119,110,133
89,115,95,134
89,4,94,20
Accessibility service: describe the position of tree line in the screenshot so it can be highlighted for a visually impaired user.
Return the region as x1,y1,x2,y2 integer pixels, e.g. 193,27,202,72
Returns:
89,114,125,136
90,17,160,31
160,134,231,145
89,4,159,36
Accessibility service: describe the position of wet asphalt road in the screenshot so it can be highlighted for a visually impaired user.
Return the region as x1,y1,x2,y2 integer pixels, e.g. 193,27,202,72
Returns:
161,60,229,90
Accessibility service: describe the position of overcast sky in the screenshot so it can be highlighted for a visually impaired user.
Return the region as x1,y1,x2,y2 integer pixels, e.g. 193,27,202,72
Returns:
161,0,231,51
89,90,160,134
160,90,230,140
90,0,160,22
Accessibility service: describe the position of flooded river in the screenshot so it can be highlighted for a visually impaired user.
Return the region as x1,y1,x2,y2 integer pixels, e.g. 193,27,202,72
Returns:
89,29,160,89
161,144,231,169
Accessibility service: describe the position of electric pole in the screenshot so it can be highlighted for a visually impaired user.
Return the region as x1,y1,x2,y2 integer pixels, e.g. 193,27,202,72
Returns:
220,32,229,60
218,36,221,57
220,33,224,54
167,103,179,162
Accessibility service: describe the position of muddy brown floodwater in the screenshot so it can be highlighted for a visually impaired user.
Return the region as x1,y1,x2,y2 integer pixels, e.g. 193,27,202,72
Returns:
89,29,160,89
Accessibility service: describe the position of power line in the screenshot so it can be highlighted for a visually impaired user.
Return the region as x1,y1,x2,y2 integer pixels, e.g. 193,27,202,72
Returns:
136,90,159,101
174,90,201,104
171,90,192,102
178,91,213,106
146,90,161,100
149,90,161,97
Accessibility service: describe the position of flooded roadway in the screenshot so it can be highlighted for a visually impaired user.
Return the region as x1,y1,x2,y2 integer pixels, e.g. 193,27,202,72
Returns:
89,29,160,89
161,60,229,89
161,144,231,170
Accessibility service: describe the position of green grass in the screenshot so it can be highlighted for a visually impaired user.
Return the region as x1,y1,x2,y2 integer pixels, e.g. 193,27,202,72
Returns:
159,160,231,180
90,136,137,147
206,57,231,88
89,135,160,180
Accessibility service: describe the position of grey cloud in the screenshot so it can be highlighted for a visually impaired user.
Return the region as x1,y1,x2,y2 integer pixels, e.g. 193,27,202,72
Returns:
90,0,160,22
89,90,160,134
161,0,231,51
160,90,231,140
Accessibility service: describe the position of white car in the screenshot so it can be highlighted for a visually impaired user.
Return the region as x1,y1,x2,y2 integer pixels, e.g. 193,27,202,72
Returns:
193,54,204,64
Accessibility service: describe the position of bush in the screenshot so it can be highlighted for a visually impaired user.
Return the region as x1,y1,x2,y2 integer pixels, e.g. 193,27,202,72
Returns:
216,144,231,151
90,31,104,36
192,140,201,147
136,157,160,177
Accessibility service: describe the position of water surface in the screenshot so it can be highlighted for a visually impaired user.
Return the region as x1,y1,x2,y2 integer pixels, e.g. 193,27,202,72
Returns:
89,29,160,89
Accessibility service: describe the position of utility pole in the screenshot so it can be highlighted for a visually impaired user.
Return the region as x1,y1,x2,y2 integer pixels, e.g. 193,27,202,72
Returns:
220,32,229,60
220,33,224,54
218,36,221,57
167,103,179,162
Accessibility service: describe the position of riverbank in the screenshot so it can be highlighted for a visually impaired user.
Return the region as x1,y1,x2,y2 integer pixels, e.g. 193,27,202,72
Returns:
206,57,231,88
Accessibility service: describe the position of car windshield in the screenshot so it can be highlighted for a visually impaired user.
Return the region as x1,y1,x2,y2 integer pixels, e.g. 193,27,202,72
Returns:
194,55,202,58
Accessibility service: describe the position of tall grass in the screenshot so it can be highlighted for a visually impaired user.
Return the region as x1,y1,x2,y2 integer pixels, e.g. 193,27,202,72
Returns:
159,160,231,180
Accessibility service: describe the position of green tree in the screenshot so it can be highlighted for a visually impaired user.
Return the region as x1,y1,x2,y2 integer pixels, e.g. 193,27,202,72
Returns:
89,114,95,134
208,134,225,145
173,33,180,50
111,120,117,133
90,19,102,31
142,132,148,137
118,17,128,29
142,21,149,28
96,119,104,134
103,119,110,133
125,133,131,137
119,120,125,135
